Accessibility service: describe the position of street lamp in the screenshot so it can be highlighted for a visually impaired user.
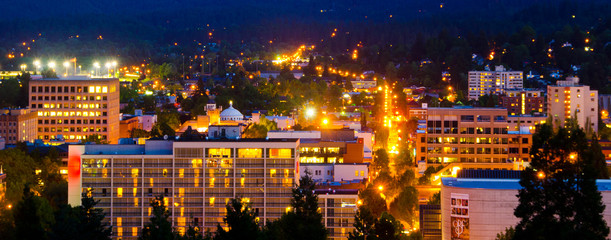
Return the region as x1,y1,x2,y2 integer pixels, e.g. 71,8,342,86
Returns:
33,60,41,72
112,61,117,77
63,61,70,76
20,64,27,72
48,62,56,72
306,108,315,118
105,62,111,77
93,62,100,76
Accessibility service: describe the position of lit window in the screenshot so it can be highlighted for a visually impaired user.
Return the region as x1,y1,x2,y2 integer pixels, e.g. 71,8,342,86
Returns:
117,188,123,198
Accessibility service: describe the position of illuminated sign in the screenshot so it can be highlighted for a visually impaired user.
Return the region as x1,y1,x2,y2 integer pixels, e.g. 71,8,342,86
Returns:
451,193,469,240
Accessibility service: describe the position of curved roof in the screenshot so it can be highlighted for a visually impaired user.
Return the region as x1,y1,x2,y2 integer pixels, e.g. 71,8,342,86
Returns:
220,102,243,119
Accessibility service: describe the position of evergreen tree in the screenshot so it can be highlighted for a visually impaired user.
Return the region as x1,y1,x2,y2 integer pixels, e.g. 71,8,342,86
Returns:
214,198,260,240
348,206,376,240
140,196,174,240
14,186,55,240
513,123,609,240
79,190,112,240
265,172,327,240
345,78,353,91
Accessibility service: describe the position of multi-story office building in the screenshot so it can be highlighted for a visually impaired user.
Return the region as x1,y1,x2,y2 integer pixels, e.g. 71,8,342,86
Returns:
30,77,120,143
0,108,37,144
420,204,442,240
317,189,359,240
500,89,545,115
414,107,532,166
67,139,355,239
547,76,598,132
468,66,523,100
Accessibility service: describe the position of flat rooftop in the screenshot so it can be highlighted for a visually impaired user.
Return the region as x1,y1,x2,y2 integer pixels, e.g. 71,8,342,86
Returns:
443,177,611,191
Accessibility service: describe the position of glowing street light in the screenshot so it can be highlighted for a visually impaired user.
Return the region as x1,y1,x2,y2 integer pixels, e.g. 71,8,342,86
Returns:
105,62,111,77
537,172,545,179
48,61,56,71
20,64,27,72
93,62,100,76
63,61,70,76
33,60,41,72
305,108,315,118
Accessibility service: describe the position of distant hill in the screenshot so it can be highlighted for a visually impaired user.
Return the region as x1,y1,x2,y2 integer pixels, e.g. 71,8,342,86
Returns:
0,0,607,61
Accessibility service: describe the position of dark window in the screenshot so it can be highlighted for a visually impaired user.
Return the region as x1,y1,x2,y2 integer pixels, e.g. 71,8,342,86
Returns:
460,115,474,122
522,148,529,154
522,138,528,144
31,86,36,92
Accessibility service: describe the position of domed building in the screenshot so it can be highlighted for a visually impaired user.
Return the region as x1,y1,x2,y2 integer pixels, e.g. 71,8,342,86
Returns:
220,102,244,121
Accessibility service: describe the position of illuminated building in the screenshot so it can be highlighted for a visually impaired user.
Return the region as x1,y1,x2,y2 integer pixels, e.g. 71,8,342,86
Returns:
441,173,611,239
468,66,523,100
68,139,354,239
499,89,545,115
316,189,359,239
351,79,377,91
414,107,532,168
547,76,598,132
0,108,37,144
29,77,120,143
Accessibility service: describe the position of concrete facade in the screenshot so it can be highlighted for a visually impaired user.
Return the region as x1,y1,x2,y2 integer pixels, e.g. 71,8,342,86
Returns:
0,108,37,144
547,77,598,132
468,66,523,100
29,77,120,143
441,178,611,240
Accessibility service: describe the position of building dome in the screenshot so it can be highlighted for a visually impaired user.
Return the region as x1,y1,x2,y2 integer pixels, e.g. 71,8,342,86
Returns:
220,102,244,121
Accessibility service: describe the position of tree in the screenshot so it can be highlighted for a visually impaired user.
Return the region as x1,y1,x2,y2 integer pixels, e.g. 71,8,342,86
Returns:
372,149,389,174
388,186,418,227
513,123,609,240
348,206,376,240
130,128,151,138
140,196,174,240
265,172,327,240
79,190,112,240
373,212,404,240
358,185,387,218
428,191,441,205
214,198,260,240
243,116,277,138
14,186,55,240
345,78,353,91
495,227,515,240
0,148,38,204
83,134,109,144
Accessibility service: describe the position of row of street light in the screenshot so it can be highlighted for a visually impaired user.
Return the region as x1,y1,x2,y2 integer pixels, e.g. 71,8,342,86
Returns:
23,60,118,77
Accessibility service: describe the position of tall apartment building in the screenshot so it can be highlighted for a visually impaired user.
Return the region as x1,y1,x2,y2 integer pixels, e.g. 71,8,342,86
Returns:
468,66,523,100
414,107,532,166
547,76,598,132
29,77,120,143
0,108,37,144
67,139,357,239
499,89,545,116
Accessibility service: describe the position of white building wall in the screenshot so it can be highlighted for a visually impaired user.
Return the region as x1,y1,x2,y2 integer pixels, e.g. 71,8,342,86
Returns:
333,164,368,181
442,179,611,240
301,164,334,182
267,131,321,139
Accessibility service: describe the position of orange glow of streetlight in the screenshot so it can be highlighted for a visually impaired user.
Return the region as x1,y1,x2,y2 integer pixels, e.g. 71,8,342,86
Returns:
537,172,545,179
378,185,384,191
